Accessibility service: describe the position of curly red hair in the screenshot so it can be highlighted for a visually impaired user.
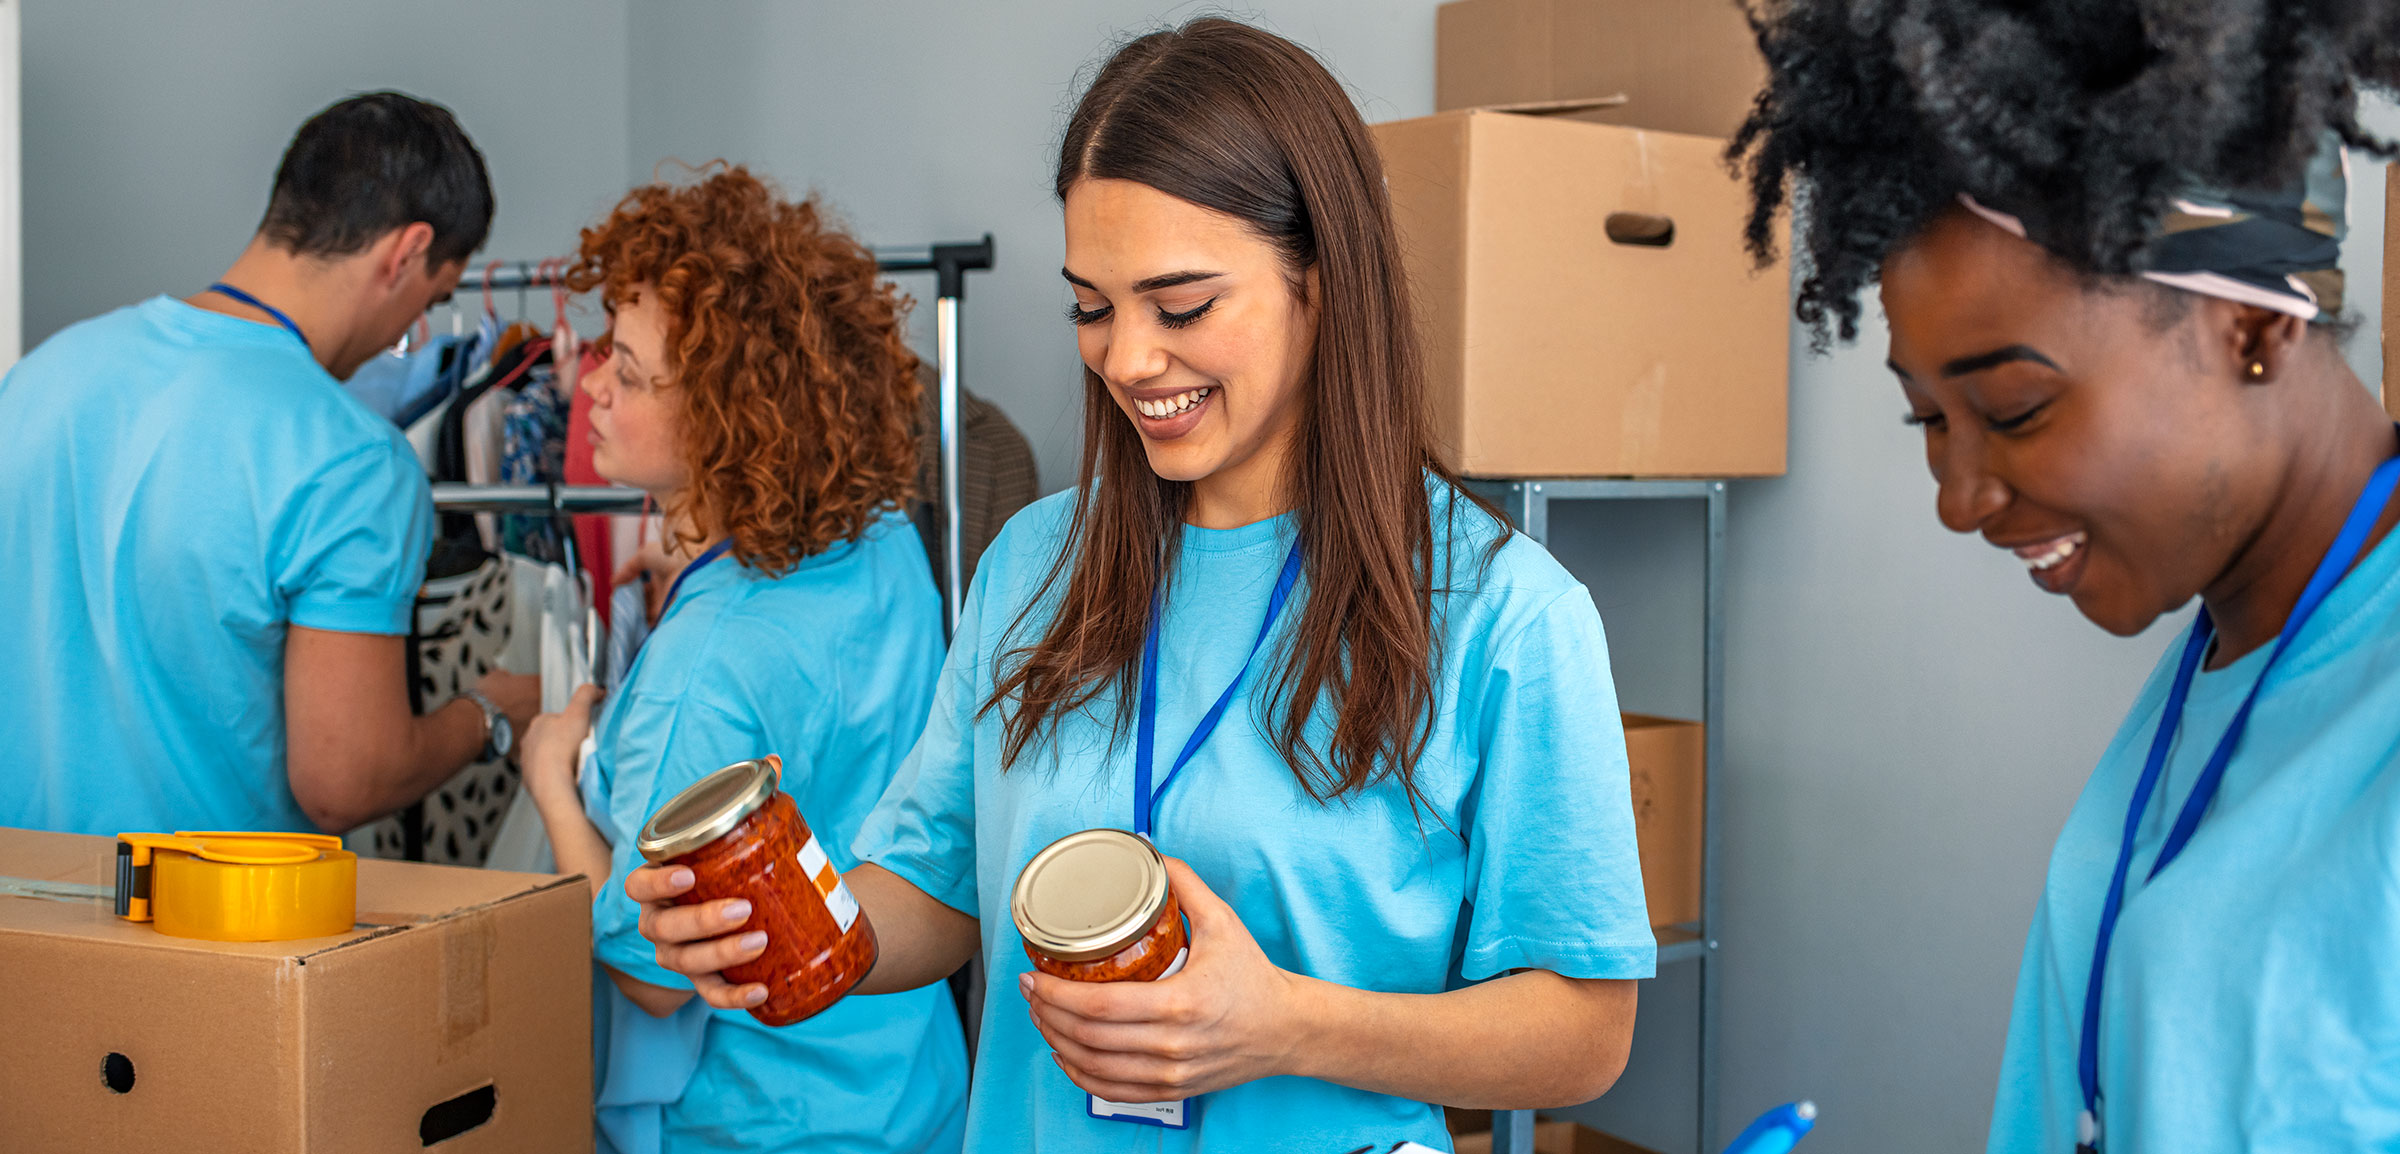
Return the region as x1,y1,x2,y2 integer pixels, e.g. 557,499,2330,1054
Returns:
567,165,921,574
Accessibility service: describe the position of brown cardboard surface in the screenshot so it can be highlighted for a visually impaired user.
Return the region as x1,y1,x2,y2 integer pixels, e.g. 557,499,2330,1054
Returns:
1437,0,1767,140
1453,1120,1662,1154
1375,107,1789,478
0,826,592,1152
2385,164,2399,420
1624,714,1704,928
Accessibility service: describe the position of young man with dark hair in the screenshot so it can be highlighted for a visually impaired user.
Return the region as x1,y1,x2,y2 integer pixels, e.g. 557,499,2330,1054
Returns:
0,91,538,838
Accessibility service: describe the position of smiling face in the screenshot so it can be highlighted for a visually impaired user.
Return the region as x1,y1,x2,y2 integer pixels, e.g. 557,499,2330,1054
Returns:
1062,178,1318,516
581,285,690,498
1879,208,2290,636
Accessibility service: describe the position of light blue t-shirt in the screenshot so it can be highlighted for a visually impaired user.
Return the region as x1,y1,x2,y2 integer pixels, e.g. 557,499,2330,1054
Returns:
1990,519,2400,1152
0,297,431,836
581,512,968,1154
854,482,1655,1152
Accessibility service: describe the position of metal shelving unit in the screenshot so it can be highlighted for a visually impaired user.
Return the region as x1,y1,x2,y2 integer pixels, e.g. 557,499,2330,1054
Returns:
1469,478,1726,1154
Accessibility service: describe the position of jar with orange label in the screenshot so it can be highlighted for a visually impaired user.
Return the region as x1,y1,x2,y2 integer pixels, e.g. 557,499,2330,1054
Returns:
1011,828,1188,983
637,755,876,1026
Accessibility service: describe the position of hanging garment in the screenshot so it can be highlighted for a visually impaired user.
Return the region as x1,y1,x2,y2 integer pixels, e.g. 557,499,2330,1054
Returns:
485,557,592,875
356,556,517,864
565,345,628,612
345,333,459,428
602,577,651,693
499,362,572,563
913,370,1041,587
432,336,552,565
466,386,506,549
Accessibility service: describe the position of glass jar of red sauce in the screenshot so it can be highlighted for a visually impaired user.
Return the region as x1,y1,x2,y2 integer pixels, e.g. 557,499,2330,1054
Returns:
637,756,875,1026
1011,828,1188,983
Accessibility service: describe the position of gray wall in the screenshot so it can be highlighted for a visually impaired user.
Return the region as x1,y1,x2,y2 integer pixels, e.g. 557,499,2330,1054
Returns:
625,0,1445,491
25,5,2390,1152
23,0,630,345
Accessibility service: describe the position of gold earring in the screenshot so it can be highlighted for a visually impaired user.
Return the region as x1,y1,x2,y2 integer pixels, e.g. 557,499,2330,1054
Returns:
2247,360,2267,380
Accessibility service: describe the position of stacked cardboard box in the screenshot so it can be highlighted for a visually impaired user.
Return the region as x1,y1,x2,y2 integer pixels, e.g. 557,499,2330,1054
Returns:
1449,1112,1665,1154
1437,0,1766,138
1624,713,1703,928
0,827,593,1153
1378,0,1789,478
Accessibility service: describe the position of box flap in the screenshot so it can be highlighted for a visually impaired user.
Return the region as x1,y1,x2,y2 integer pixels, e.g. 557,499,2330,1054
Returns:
0,826,579,962
1474,94,1629,117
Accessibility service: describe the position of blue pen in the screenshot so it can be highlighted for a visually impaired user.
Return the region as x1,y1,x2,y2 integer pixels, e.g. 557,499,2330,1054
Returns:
1721,1101,1817,1154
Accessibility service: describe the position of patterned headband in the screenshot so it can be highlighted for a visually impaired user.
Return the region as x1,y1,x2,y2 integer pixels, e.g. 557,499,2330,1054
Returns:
1957,132,2348,321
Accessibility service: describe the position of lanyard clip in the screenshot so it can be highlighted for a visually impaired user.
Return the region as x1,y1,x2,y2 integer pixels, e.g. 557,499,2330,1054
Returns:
2076,1107,2102,1154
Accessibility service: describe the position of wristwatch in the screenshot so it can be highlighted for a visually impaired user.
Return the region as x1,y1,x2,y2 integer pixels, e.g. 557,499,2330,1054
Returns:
460,688,513,761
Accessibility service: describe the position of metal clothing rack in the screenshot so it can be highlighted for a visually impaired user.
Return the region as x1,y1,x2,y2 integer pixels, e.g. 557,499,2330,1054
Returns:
427,483,646,515
1467,478,1728,1154
449,235,997,635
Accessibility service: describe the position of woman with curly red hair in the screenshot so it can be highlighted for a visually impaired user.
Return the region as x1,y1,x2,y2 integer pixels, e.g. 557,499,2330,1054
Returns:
515,166,967,1154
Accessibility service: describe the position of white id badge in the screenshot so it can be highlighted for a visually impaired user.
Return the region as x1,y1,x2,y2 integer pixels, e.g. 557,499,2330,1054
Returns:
1088,1095,1189,1128
1083,946,1193,1128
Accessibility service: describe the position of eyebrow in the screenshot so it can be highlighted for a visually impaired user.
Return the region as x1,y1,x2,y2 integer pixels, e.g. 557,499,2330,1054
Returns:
1059,267,1225,293
1938,344,2061,378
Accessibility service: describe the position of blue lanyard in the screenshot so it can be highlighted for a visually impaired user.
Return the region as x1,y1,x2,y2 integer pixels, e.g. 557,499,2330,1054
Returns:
204,282,309,350
1133,538,1304,839
2074,450,2400,1153
661,539,735,614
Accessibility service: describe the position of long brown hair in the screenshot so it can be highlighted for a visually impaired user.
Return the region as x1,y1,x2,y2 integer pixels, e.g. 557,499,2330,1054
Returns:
567,166,922,575
985,18,1497,806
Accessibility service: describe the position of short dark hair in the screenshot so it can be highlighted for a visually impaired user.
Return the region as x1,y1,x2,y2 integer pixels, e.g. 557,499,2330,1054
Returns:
257,91,493,267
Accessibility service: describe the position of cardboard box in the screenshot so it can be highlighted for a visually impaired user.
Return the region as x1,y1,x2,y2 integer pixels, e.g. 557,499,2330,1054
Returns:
1451,1118,1663,1154
1624,713,1704,928
1374,106,1789,478
1437,0,1767,140
0,827,592,1152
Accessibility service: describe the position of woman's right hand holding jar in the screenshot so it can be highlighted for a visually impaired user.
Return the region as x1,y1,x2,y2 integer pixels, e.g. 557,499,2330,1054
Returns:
627,864,776,1011
629,855,985,1009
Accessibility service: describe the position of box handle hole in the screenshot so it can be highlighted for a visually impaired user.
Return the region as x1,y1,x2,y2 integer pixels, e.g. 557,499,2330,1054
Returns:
420,1084,495,1146
1605,212,1676,247
101,1052,135,1094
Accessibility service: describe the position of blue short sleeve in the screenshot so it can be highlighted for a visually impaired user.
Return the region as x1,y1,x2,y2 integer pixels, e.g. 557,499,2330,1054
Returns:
1461,586,1657,982
274,439,433,635
590,690,782,989
850,560,990,918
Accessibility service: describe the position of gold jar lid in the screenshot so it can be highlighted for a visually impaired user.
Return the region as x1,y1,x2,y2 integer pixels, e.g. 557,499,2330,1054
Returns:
637,755,782,863
1010,828,1169,962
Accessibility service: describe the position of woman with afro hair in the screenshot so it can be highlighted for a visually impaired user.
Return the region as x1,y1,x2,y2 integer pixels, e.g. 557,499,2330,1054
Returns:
512,167,967,1153
1737,2,2400,1151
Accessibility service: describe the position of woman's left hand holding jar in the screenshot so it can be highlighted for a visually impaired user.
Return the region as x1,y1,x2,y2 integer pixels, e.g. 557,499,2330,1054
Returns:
1021,857,1305,1103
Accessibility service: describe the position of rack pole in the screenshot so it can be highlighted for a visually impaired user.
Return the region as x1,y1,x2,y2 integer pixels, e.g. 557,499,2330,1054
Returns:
925,236,994,637
426,483,647,515
936,297,964,635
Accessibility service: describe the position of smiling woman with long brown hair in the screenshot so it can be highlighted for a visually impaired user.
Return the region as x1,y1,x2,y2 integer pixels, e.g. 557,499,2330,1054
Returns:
626,19,1651,1150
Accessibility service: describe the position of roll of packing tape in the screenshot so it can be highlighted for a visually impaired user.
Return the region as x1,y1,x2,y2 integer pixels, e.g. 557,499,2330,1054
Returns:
115,832,357,942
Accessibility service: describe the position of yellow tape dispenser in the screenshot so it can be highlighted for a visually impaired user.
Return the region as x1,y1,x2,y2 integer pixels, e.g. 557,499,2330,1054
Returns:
113,831,357,942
